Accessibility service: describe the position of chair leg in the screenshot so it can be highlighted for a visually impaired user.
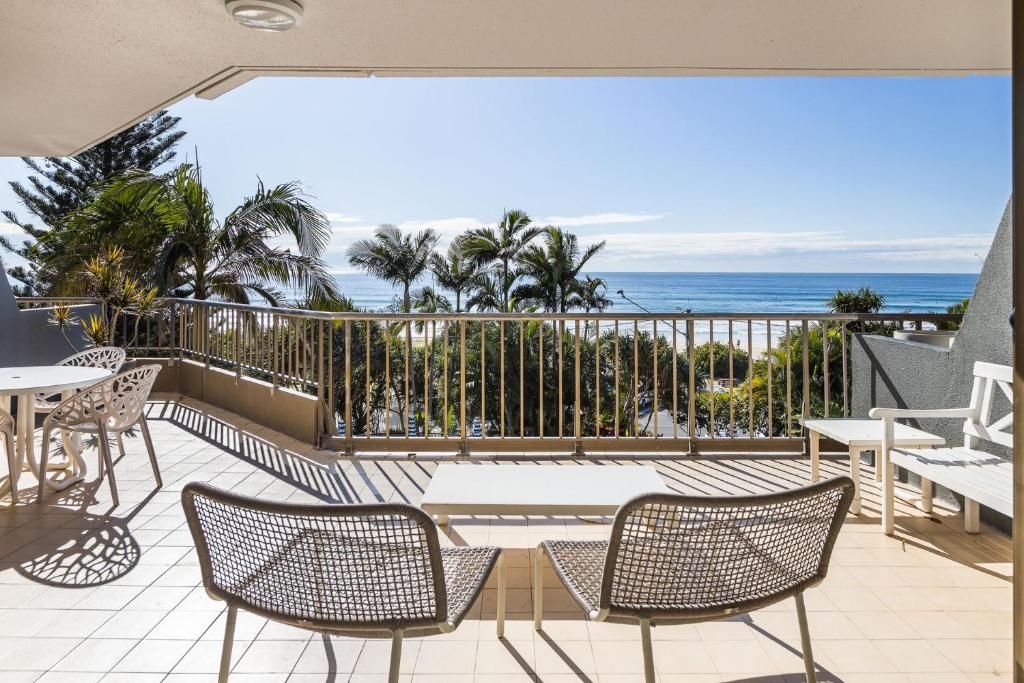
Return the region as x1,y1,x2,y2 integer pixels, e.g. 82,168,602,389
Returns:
138,417,162,488
116,433,125,459
496,551,506,638
639,617,656,683
219,605,237,683
533,545,544,631
36,426,52,505
388,629,403,683
881,454,895,536
97,425,118,507
795,592,817,683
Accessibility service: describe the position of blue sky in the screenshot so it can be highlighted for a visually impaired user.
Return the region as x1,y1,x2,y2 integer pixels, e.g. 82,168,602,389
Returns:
0,76,1011,273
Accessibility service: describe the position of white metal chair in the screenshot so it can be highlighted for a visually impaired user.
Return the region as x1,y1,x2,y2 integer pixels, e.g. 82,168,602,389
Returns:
0,406,15,503
35,347,127,413
870,361,1013,535
36,347,128,461
37,365,162,507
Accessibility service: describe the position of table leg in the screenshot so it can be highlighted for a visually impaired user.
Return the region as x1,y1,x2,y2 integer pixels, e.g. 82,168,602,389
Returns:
19,395,38,476
0,397,15,499
809,431,820,482
436,513,449,527
847,446,862,515
19,394,85,493
920,478,933,514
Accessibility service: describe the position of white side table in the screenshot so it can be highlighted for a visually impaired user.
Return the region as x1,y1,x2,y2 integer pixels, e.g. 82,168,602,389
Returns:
800,418,944,515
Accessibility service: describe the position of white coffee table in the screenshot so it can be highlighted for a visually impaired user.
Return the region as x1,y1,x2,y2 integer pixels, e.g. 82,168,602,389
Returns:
801,418,944,514
421,464,669,525
0,365,114,500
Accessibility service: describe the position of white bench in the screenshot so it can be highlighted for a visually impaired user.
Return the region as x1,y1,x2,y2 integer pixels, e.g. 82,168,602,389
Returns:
870,361,1013,535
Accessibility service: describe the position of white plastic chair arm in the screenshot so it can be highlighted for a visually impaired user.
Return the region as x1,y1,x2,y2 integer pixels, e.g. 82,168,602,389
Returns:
868,407,975,420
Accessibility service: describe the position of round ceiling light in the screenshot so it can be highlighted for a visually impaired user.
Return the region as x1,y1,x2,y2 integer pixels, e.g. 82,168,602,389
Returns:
225,0,303,32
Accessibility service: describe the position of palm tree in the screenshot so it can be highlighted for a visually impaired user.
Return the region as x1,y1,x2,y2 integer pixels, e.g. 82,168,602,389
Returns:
429,238,478,312
574,275,613,314
461,209,538,311
48,163,340,305
412,285,452,313
348,224,440,312
514,226,606,312
465,272,503,312
574,274,613,338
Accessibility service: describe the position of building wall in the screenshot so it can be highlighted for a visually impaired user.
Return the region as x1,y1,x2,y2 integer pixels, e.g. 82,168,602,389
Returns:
850,199,1012,525
145,358,322,445
0,264,98,365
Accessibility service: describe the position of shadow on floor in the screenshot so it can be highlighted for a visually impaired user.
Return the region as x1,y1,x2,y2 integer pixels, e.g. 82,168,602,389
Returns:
149,399,357,503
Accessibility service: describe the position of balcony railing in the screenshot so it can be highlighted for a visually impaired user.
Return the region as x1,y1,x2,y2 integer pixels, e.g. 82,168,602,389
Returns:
16,297,962,456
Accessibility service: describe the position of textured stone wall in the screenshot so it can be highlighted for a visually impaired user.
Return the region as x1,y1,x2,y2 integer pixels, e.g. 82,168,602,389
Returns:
850,199,1012,527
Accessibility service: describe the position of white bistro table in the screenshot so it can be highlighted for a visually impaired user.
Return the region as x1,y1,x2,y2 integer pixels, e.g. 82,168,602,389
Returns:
421,464,669,525
0,365,113,499
801,418,944,514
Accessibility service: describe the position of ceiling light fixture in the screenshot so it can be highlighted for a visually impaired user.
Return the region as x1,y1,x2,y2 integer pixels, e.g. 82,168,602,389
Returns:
225,0,303,32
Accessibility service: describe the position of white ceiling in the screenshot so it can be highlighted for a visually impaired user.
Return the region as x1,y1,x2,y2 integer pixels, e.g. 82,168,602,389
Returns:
0,0,1010,156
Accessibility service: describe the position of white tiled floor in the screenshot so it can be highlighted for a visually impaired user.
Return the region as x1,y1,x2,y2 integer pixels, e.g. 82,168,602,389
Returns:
0,396,1012,682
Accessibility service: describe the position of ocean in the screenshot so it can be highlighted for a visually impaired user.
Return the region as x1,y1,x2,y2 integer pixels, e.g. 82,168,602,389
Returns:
331,271,977,314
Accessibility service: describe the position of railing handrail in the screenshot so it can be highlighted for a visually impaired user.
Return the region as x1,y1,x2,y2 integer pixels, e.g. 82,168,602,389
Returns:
16,296,965,323
16,295,964,454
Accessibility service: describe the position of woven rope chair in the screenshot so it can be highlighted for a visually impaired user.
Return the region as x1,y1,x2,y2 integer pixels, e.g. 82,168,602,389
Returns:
182,483,506,683
37,365,162,507
0,406,14,503
534,476,854,683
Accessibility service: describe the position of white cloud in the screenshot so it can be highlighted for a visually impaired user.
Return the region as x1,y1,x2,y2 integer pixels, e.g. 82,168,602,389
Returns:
325,217,495,255
319,218,994,273
579,230,994,268
0,222,24,235
324,212,363,224
542,212,667,227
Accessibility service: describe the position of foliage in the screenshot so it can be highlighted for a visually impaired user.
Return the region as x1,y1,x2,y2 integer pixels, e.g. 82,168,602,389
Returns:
348,224,439,312
70,246,160,347
47,303,80,352
42,163,340,306
514,226,606,312
428,238,477,312
2,110,185,295
827,286,893,334
461,209,538,312
938,297,970,331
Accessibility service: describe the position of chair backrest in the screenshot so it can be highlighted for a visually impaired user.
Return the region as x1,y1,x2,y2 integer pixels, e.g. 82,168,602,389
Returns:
45,364,160,432
58,347,126,373
181,482,448,632
963,361,1013,449
599,476,854,621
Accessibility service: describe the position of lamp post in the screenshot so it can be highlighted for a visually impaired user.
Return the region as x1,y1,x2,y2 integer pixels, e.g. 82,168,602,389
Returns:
616,289,689,343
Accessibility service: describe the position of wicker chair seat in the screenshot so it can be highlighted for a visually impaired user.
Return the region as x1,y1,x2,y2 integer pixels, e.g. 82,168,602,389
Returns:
440,545,502,626
541,539,607,617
